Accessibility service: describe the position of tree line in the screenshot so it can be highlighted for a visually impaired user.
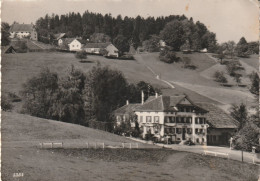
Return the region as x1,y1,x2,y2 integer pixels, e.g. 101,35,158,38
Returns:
35,12,216,50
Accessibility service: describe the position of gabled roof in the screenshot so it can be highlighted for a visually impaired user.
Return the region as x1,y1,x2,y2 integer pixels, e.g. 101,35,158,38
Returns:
9,23,34,32
54,33,66,40
114,104,140,114
135,95,207,113
83,42,112,49
62,38,83,45
197,103,239,129
1,45,16,53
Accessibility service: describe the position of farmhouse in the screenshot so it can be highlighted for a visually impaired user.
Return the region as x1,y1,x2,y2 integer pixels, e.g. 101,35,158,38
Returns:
114,93,238,146
60,38,83,51
54,33,66,46
9,23,37,40
83,42,119,57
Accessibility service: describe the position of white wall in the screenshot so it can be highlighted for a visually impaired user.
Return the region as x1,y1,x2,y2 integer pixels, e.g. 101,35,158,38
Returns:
69,40,81,51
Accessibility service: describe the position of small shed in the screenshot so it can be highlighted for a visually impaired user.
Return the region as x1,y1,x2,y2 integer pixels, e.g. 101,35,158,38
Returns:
1,45,16,54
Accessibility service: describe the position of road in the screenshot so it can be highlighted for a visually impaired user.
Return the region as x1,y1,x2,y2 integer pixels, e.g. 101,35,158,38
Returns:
128,137,260,164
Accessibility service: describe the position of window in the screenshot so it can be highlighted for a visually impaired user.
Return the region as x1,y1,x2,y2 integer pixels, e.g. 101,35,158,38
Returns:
199,118,203,124
146,116,151,123
196,138,200,143
176,117,180,123
195,129,199,134
165,128,169,134
187,128,192,134
181,117,185,123
176,128,182,134
195,118,199,124
187,117,192,124
154,116,159,123
170,128,176,134
202,138,205,143
140,116,143,123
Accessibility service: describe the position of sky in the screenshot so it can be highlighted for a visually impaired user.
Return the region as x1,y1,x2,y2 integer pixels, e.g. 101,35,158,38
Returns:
1,0,259,43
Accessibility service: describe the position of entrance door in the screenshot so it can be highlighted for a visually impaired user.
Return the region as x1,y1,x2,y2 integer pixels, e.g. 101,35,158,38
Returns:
182,128,186,140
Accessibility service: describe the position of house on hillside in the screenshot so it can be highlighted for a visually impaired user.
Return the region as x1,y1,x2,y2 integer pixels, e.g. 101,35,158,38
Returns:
60,38,83,51
114,91,238,146
197,103,238,146
54,33,66,46
114,101,140,128
9,23,37,40
1,45,16,54
83,42,119,57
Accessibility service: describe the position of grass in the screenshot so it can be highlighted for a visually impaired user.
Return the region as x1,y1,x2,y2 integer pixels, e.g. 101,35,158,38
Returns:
239,54,259,68
2,111,259,181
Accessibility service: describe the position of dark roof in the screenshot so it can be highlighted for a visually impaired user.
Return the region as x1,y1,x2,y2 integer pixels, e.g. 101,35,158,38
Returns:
1,45,15,53
197,103,239,129
114,104,140,114
83,42,112,48
54,33,66,40
135,95,207,113
9,23,34,32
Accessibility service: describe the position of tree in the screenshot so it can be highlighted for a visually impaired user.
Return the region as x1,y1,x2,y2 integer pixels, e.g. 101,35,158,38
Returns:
235,37,249,57
142,35,160,52
1,22,10,46
75,50,87,62
21,68,59,119
51,65,86,124
249,71,259,96
113,35,129,54
216,45,225,64
233,73,242,85
84,64,129,125
159,46,179,64
213,71,227,83
222,41,236,59
90,33,111,43
233,120,260,152
230,103,248,129
160,20,185,51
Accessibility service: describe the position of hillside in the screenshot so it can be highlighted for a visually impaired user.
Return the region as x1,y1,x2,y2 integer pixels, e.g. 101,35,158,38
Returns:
2,111,259,181
1,111,147,146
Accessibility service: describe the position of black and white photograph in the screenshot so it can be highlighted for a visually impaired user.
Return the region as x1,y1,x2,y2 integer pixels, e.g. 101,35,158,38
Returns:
1,0,260,180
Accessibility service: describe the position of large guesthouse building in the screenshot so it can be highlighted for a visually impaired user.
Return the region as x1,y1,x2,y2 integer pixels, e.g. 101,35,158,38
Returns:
114,92,238,146
135,94,208,144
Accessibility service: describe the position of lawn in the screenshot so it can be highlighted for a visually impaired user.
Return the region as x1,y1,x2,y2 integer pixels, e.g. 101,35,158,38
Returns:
2,111,259,181
239,54,259,69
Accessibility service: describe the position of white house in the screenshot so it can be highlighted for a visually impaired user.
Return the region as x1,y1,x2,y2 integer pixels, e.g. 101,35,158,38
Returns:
9,23,37,40
83,42,119,57
135,93,209,145
60,38,82,51
114,92,238,146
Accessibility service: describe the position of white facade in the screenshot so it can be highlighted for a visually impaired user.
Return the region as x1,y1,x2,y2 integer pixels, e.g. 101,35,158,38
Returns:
135,111,208,145
106,44,119,57
68,39,82,51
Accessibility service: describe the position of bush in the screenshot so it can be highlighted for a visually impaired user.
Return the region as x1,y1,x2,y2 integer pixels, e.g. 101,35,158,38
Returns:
8,92,21,102
1,95,13,111
213,71,228,83
159,46,180,64
182,57,197,70
226,61,244,76
15,41,28,53
75,50,87,61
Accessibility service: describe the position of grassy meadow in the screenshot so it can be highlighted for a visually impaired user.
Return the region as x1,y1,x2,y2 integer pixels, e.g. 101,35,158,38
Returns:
2,112,259,181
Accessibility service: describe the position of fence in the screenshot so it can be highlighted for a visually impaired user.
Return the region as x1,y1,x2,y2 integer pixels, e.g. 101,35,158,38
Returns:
39,141,140,149
204,150,229,159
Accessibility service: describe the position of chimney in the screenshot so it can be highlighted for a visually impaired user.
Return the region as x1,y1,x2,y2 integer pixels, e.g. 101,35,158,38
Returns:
126,100,129,105
155,92,158,98
141,91,144,105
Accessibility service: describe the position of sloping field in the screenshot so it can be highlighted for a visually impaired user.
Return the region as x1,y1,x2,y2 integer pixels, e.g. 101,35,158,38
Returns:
2,112,259,181
1,52,168,95
1,111,145,146
239,55,259,68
